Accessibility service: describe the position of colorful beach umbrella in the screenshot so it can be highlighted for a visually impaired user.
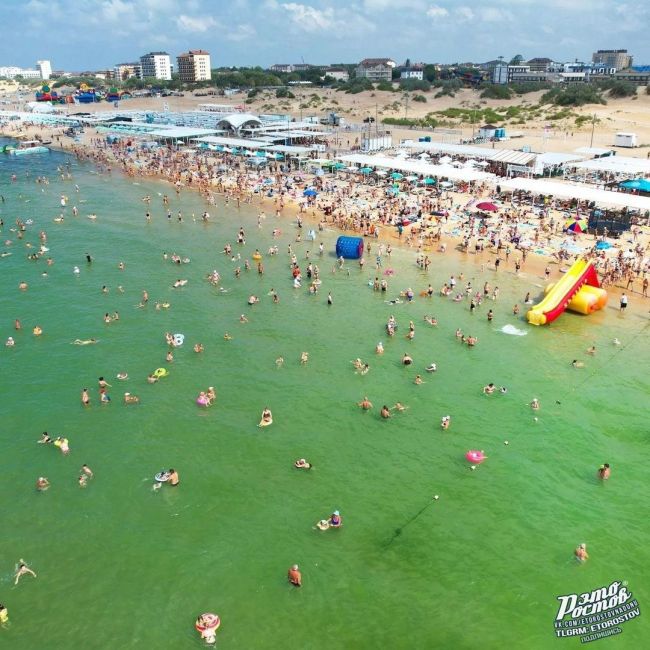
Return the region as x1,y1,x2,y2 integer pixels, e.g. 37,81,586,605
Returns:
360,167,373,174
390,172,403,180
303,188,318,197
475,201,499,212
564,218,588,233
423,177,436,185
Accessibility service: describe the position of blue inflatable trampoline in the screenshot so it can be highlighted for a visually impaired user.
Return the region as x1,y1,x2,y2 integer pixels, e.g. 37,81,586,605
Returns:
336,236,364,260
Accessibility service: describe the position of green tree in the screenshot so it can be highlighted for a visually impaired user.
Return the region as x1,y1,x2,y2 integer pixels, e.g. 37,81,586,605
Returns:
509,54,524,65
423,64,438,82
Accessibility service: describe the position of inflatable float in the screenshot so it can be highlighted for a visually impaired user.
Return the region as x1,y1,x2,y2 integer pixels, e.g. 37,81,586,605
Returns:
195,613,221,644
465,450,487,464
155,471,170,482
152,368,168,379
258,413,273,427
527,258,607,326
172,333,184,347
196,395,210,407
316,520,330,530
252,253,262,261
335,236,364,260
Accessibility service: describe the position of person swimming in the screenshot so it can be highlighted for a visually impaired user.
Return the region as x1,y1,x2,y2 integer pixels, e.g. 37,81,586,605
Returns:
402,353,413,366
358,397,373,410
530,398,540,410
483,383,495,394
575,543,588,562
72,338,98,345
571,360,585,368
598,463,611,480
425,363,437,373
440,415,451,429
294,458,312,470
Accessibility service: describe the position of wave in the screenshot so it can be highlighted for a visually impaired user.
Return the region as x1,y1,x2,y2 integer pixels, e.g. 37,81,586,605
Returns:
501,324,527,336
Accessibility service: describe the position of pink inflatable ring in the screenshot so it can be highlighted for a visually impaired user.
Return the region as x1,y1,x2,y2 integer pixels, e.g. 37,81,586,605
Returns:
465,450,487,464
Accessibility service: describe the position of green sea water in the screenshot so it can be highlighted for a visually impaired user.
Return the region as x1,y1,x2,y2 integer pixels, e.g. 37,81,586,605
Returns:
1,141,648,649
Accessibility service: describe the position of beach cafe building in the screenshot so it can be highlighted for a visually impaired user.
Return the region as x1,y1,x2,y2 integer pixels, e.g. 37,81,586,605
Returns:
399,140,538,177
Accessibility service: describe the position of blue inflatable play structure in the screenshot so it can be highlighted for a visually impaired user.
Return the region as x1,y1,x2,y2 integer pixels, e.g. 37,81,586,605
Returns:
336,236,364,259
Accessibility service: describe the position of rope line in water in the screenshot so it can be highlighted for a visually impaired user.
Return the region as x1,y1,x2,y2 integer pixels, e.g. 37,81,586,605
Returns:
569,319,650,393
385,497,437,547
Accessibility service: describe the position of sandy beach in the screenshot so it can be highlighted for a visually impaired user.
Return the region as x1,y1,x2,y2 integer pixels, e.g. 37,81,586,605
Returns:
2,92,648,310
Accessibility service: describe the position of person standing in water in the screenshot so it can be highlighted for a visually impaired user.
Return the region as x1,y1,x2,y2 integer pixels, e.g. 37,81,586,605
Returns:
288,564,302,587
598,463,610,480
575,543,588,562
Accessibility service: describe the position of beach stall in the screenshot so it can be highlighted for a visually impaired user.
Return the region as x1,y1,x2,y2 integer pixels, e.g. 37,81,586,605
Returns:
614,132,637,148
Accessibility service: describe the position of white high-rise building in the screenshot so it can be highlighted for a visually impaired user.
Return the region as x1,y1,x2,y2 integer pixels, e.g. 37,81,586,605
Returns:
139,52,172,80
37,60,52,80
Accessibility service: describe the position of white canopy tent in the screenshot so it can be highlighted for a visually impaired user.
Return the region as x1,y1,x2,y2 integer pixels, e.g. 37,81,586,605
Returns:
400,140,536,165
400,140,495,159
194,136,274,148
574,147,613,157
535,152,585,167
566,156,650,175
338,153,496,182
146,126,221,139
261,144,314,154
499,177,650,211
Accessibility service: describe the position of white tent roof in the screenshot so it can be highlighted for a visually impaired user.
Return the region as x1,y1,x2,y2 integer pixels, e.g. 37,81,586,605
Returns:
489,149,536,165
401,140,536,165
574,147,613,156
261,144,314,153
245,121,322,132
401,140,495,159
499,177,650,211
535,152,585,167
216,113,263,130
147,127,220,139
567,156,650,175
195,136,273,148
264,129,330,137
338,153,496,182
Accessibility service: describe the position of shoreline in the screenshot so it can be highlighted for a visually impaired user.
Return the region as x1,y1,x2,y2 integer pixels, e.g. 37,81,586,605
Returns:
2,123,648,314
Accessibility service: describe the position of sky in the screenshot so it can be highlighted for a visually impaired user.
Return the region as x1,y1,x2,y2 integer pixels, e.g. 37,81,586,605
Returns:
3,0,649,71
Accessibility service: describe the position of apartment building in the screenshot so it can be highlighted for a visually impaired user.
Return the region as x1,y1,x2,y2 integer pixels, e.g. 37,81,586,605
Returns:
355,58,395,82
140,52,172,80
36,60,52,80
114,62,142,81
591,49,632,71
177,50,211,82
